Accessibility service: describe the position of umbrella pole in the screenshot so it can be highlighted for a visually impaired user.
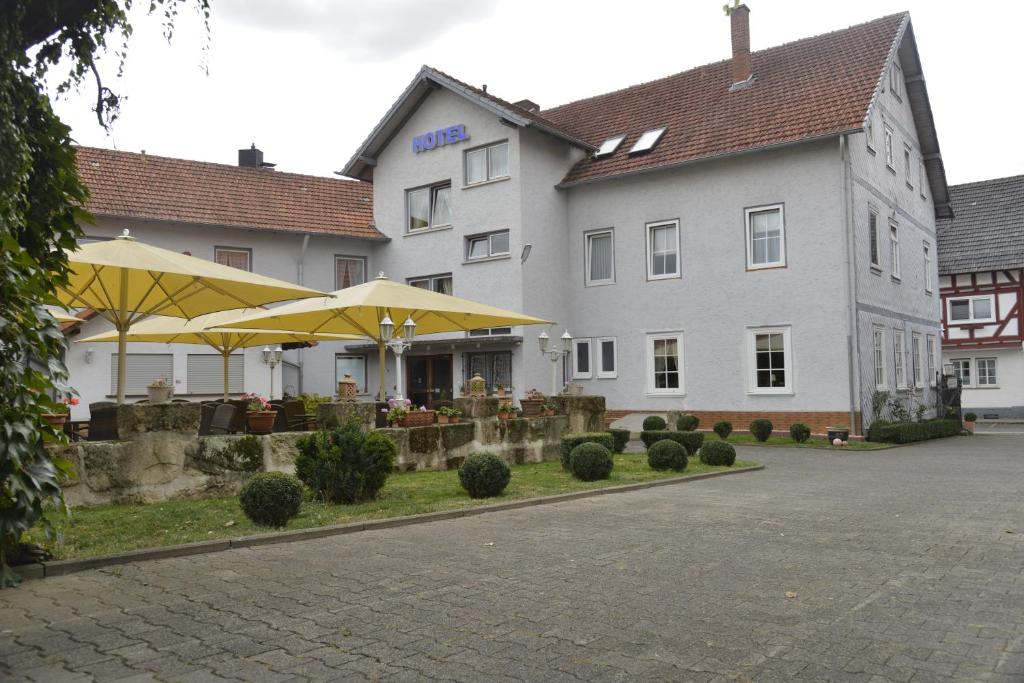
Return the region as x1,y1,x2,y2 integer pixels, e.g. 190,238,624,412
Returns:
378,339,386,402
116,269,129,404
223,349,230,401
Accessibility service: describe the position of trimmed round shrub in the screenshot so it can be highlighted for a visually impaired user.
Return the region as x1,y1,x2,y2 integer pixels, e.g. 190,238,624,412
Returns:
647,439,688,472
560,432,614,470
239,472,304,527
606,428,630,454
295,420,397,504
675,414,699,431
699,441,737,467
640,430,704,454
641,415,667,431
963,412,978,422
789,423,811,443
569,442,614,481
713,421,733,439
458,453,511,499
750,419,773,442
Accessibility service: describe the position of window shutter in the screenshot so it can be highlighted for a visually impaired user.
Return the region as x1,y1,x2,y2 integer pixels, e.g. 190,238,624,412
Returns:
111,354,174,395
186,354,243,394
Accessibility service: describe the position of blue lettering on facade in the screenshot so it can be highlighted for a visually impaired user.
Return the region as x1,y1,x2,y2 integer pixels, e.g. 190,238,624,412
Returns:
412,124,469,154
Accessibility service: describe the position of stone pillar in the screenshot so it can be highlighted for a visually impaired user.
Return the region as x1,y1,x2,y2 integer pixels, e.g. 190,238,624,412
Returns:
553,395,606,433
317,401,377,431
454,397,499,419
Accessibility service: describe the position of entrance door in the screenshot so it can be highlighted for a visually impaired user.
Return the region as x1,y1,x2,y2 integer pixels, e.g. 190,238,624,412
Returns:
406,354,453,409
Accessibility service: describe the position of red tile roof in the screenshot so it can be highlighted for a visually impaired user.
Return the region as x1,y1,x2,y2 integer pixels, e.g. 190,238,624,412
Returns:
75,146,384,240
541,13,907,186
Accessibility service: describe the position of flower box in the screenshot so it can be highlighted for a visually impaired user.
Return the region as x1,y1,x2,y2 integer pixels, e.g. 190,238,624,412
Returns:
399,410,435,428
519,399,544,417
247,410,276,434
437,414,460,425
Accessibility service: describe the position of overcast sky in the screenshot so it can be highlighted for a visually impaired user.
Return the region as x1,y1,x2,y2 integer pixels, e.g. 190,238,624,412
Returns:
50,0,1022,185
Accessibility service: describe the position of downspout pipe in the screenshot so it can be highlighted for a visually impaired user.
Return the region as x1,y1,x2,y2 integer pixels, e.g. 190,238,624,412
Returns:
840,135,860,435
296,234,311,395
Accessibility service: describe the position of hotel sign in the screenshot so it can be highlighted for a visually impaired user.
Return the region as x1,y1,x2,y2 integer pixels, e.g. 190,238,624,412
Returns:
412,124,469,154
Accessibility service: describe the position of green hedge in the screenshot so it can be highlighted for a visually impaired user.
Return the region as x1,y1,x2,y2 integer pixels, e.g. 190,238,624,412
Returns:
675,414,699,431
606,428,630,454
699,441,736,467
641,415,667,431
560,432,615,470
647,439,687,471
750,419,773,442
459,453,511,498
867,419,962,444
640,430,704,453
569,443,614,481
239,472,304,528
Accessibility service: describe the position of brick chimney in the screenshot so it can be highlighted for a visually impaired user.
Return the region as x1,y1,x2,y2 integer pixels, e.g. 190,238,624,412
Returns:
728,3,753,89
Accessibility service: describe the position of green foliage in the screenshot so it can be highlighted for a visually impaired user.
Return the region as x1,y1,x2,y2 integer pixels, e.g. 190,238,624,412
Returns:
866,419,962,444
675,414,699,431
640,430,704,453
647,440,688,471
458,453,511,499
238,472,303,527
750,419,773,442
789,423,811,444
699,441,737,467
713,421,733,439
641,415,667,431
606,428,630,454
295,420,397,504
569,443,614,481
963,412,977,422
211,435,263,472
560,432,614,470
299,393,332,418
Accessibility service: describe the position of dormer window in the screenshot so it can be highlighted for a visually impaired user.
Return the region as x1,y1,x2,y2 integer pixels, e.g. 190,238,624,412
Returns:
594,135,625,158
629,128,665,154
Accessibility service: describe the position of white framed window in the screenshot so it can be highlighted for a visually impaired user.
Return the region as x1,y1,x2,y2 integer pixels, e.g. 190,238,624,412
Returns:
646,332,684,395
745,204,785,269
468,327,513,337
465,141,509,185
214,246,251,272
872,326,887,390
866,117,875,152
919,158,927,199
884,125,895,169
629,127,665,154
890,62,903,99
407,183,452,232
904,144,913,188
335,255,366,290
890,222,901,279
923,244,932,293
948,295,995,324
595,135,625,158
893,329,907,389
572,338,592,379
926,335,938,386
977,358,997,386
912,332,923,388
187,354,243,395
868,207,880,268
585,229,615,286
951,358,971,387
748,326,792,394
335,354,367,394
110,353,173,396
466,230,510,261
408,273,452,294
596,337,617,379
646,220,680,280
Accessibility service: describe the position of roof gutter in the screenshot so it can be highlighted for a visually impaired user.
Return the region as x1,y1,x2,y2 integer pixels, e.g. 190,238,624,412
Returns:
840,134,861,435
85,212,392,243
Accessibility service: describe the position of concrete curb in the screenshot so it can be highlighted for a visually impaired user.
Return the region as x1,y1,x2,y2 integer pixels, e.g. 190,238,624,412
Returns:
25,465,764,580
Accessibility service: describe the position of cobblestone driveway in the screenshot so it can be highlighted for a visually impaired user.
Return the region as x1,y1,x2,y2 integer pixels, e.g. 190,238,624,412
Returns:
2,435,1023,682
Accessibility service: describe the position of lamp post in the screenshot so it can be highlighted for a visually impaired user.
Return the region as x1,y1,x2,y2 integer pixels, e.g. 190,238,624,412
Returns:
538,330,572,396
380,314,417,400
261,346,283,399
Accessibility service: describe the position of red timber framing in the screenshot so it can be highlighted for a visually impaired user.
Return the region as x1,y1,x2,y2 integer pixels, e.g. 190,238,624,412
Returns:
940,269,1023,350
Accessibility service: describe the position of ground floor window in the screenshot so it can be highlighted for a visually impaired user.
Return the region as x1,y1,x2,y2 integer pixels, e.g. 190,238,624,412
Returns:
872,326,887,389
468,327,512,337
747,326,792,393
976,358,997,386
596,337,617,378
335,354,367,393
893,330,907,389
572,338,592,379
912,332,923,388
187,354,243,394
646,332,684,395
926,335,937,386
951,358,971,386
110,353,173,395
463,351,512,394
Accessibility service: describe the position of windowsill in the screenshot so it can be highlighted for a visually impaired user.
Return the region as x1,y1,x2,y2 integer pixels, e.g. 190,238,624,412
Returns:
585,280,616,288
905,183,914,191
746,263,787,272
891,275,902,284
870,265,882,274
596,375,618,380
971,385,1000,390
462,176,510,190
747,389,794,396
463,254,511,265
404,225,453,238
867,146,876,155
647,273,681,281
572,376,593,381
646,392,686,398
887,166,896,175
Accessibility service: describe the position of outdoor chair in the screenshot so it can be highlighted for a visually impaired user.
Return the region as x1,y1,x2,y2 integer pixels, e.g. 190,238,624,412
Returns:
198,403,216,436
207,404,236,435
87,404,119,441
282,400,314,431
225,399,248,433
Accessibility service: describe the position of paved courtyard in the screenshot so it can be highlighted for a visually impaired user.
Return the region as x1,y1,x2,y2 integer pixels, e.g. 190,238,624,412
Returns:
2,435,1023,682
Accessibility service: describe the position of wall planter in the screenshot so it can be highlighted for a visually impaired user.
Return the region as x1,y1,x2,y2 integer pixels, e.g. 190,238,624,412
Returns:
41,412,68,429
246,410,276,434
400,410,435,428
147,385,172,404
520,399,544,417
437,414,460,425
962,413,977,433
826,426,850,442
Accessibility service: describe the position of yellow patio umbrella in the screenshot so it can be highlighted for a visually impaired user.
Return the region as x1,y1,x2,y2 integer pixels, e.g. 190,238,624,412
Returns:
55,230,325,402
49,310,84,324
214,274,551,401
76,309,364,400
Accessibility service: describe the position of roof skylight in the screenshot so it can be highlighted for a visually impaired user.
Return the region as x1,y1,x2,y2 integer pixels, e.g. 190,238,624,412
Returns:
629,127,666,154
594,135,626,158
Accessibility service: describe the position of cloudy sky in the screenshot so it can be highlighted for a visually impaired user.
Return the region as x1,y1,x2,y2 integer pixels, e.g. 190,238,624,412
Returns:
51,0,1022,185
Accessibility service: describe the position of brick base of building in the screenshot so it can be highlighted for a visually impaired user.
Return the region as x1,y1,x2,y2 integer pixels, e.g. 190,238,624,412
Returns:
606,410,862,436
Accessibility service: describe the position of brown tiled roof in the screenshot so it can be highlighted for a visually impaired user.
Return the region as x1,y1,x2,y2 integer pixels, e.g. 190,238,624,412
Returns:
541,13,907,186
75,146,384,240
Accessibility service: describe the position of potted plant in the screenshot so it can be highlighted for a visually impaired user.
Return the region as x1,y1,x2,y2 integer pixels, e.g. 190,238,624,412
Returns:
243,392,275,434
42,396,78,431
826,425,850,443
495,384,507,399
520,388,545,417
963,412,977,434
437,405,462,424
300,393,332,430
384,398,411,426
541,401,557,417
147,377,172,403
497,403,518,420
401,404,435,427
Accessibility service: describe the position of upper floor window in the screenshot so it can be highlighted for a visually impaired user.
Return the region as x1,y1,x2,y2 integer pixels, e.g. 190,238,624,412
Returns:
866,117,875,152
923,244,932,293
745,204,785,269
214,246,251,272
335,255,366,290
407,183,451,232
594,135,625,158
465,141,508,185
629,127,666,154
884,125,895,169
466,231,510,261
948,295,995,324
890,62,903,100
585,229,615,286
890,222,901,280
748,326,792,394
868,207,880,269
408,273,452,294
646,220,680,280
919,158,927,199
903,144,913,188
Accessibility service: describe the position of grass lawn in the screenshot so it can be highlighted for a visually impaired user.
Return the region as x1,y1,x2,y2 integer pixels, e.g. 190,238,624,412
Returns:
715,433,894,450
28,453,757,561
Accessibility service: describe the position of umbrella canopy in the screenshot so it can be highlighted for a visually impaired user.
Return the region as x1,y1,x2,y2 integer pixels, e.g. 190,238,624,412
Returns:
49,310,84,323
55,231,325,402
215,274,551,400
76,309,363,400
